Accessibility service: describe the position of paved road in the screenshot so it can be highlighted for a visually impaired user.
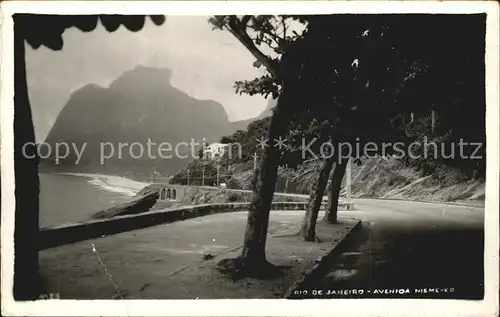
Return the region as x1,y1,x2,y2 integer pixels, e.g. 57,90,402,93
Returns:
39,209,335,299
296,198,485,300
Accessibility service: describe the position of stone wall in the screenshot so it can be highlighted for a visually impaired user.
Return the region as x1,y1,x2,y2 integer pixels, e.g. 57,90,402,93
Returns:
39,202,312,250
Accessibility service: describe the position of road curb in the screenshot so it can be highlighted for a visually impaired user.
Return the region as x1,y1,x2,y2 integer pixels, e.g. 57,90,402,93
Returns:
283,219,363,299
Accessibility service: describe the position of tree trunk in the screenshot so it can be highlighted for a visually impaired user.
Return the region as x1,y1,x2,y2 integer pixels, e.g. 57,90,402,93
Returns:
324,160,348,223
14,21,41,300
301,157,335,241
240,92,290,272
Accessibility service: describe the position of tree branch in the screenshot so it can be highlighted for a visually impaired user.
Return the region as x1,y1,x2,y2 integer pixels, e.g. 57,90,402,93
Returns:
281,17,287,39
225,16,281,79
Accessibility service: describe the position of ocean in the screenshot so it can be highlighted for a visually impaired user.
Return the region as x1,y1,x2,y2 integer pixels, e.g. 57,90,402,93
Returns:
39,173,150,228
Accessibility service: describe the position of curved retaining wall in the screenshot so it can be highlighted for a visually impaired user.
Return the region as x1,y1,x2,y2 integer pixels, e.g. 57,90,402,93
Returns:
39,202,312,250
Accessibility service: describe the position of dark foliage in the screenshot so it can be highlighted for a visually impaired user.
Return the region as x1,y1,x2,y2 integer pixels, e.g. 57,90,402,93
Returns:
17,14,165,50
218,14,486,177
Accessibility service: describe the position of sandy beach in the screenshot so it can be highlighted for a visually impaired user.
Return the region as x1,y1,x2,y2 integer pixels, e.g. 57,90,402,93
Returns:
39,173,152,227
56,172,152,197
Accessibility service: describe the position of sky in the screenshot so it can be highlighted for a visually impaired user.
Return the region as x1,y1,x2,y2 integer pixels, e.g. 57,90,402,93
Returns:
26,16,269,142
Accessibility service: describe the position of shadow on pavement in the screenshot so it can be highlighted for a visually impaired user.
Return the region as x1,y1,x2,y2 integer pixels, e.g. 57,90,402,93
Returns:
298,221,484,300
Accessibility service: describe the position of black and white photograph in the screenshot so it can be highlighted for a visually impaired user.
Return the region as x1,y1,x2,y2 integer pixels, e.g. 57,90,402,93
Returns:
1,1,499,316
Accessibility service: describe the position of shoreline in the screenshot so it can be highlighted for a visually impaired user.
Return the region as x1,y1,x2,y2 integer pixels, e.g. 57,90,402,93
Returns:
41,172,485,208
49,172,152,197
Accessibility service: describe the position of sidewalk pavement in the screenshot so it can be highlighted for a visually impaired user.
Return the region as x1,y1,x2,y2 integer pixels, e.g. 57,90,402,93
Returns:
39,209,359,299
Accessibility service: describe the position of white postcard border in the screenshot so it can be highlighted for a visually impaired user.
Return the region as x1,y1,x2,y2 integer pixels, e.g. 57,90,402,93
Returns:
1,1,498,316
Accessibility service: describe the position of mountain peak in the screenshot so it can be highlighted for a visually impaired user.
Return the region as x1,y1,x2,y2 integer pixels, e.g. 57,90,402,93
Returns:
109,65,173,91
77,83,104,92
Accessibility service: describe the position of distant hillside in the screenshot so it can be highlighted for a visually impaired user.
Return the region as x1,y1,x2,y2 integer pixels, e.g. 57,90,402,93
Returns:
41,66,272,178
230,98,275,131
172,154,485,204
171,111,485,204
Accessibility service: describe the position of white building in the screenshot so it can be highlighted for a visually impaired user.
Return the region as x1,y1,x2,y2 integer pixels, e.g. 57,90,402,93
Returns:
203,142,228,160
